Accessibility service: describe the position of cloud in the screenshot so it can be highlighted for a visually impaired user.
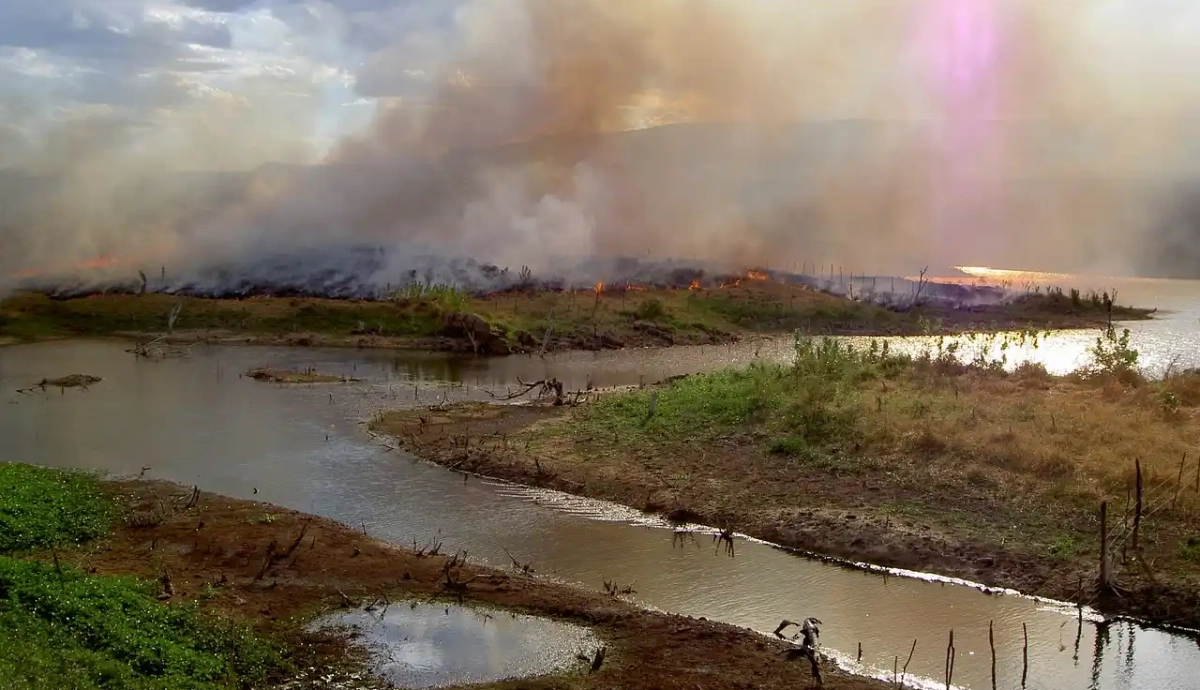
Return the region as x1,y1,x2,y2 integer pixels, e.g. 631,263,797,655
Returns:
0,3,231,66
5,0,1200,291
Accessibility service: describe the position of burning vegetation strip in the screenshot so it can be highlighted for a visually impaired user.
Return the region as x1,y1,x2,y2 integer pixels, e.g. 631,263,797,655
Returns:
0,462,891,690
1,268,1153,355
373,326,1200,630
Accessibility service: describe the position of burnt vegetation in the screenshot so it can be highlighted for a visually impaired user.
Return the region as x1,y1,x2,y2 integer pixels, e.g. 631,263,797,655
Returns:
2,258,1153,357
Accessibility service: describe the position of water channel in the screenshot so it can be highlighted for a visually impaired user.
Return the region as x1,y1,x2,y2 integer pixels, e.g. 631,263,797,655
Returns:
3,275,1200,690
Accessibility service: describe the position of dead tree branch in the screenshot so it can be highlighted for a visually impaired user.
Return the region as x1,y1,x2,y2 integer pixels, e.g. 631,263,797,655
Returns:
774,618,824,685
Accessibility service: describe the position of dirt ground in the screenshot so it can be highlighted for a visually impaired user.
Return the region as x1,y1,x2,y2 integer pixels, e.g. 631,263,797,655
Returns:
373,401,1200,631
60,479,888,690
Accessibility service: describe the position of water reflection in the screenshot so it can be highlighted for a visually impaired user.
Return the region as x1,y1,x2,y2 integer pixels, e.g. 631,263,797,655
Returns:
2,338,1200,690
317,603,596,688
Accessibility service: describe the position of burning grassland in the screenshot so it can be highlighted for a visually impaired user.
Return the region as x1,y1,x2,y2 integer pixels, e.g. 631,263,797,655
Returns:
0,253,1154,353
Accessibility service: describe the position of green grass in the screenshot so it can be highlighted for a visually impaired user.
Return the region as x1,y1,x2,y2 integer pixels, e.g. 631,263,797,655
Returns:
0,463,289,690
0,557,287,690
1179,536,1200,563
0,464,115,554
579,336,899,451
1048,536,1079,561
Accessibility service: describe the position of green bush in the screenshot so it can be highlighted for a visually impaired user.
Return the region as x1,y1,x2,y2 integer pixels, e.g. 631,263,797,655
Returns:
1086,325,1140,378
634,298,668,321
1179,536,1200,563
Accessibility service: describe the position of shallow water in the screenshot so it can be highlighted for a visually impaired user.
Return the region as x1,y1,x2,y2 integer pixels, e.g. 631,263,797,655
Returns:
3,277,1200,690
316,603,597,688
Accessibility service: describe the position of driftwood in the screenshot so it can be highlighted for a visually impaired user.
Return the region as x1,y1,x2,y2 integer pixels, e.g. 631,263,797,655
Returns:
589,646,606,674
713,528,736,557
127,335,194,360
774,617,824,685
602,579,636,597
17,374,102,394
125,302,192,359
485,378,567,406
502,547,535,575
441,562,478,603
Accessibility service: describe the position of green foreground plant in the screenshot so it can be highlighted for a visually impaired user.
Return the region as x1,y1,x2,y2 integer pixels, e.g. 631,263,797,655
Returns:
0,464,114,554
0,463,289,690
1086,324,1140,378
0,557,286,690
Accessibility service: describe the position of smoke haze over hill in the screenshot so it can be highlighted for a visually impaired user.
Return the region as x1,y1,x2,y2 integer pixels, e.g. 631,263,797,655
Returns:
3,0,1200,293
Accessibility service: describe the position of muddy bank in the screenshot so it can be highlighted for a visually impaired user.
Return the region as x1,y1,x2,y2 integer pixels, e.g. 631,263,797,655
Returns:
373,400,1200,631
60,478,887,690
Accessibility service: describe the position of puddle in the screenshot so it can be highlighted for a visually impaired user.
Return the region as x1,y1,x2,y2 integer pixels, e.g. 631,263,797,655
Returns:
315,603,600,688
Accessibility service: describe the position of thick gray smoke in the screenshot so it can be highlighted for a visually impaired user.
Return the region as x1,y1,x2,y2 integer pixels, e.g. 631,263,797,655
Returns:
4,0,1200,296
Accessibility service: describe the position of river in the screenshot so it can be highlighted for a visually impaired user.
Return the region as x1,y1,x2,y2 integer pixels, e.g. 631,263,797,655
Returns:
2,275,1200,690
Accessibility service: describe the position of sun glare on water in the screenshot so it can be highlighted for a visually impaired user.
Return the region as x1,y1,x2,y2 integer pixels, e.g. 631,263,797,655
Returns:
953,265,1076,284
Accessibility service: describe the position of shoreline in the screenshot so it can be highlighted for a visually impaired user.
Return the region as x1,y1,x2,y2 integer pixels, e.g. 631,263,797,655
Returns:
15,472,890,690
372,390,1200,632
0,307,1153,354
1,287,1155,354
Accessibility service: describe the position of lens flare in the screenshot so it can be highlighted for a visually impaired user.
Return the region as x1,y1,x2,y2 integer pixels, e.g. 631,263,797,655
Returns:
917,0,1004,264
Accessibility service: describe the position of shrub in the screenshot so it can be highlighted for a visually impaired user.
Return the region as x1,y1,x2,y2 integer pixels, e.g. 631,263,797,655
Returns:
1085,325,1140,380
634,298,668,321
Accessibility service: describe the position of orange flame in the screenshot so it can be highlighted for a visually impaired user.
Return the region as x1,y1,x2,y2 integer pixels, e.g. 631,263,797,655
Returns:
746,270,769,281
594,281,604,295
688,279,702,291
625,284,646,292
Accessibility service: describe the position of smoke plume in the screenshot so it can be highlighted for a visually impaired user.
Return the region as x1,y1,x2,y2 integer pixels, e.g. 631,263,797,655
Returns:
4,0,1200,295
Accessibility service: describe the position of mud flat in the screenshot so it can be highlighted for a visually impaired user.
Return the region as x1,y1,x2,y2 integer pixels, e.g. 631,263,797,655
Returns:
373,340,1200,631
0,462,887,690
0,279,1153,354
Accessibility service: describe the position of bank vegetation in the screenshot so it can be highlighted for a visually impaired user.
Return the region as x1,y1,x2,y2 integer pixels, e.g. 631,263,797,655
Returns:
1,278,1151,354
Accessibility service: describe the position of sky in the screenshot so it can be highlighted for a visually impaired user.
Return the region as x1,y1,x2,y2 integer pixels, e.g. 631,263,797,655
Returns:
3,1,1200,281
0,0,462,162
6,0,1198,165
